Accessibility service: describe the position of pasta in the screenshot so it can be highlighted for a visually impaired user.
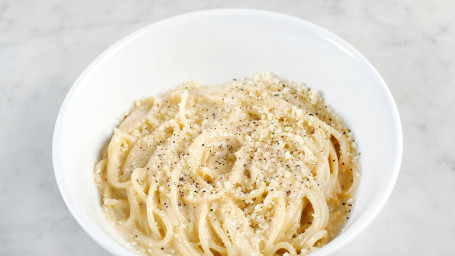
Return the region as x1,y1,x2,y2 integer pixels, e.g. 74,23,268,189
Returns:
94,73,360,256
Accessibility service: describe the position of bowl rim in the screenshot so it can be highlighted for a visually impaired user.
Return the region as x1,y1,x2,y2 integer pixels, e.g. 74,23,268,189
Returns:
53,8,403,256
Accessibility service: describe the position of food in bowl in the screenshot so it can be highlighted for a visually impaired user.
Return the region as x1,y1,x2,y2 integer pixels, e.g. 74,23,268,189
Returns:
94,73,360,255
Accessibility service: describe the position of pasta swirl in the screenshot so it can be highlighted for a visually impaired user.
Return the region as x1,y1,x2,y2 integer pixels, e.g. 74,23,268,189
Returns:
95,73,359,256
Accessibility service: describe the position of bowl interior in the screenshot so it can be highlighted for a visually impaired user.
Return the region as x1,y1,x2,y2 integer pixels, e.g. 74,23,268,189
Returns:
53,9,402,256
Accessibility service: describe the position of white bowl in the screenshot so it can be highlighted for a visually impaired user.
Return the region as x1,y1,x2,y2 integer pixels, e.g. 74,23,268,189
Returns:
53,9,402,256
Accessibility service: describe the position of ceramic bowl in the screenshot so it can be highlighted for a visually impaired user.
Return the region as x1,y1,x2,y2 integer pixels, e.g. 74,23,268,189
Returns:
53,9,402,256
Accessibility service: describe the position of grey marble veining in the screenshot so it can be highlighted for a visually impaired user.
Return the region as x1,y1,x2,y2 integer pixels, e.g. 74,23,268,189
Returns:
1,0,454,255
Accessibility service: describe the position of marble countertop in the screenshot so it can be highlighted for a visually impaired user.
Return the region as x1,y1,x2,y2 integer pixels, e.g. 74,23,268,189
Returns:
1,0,454,255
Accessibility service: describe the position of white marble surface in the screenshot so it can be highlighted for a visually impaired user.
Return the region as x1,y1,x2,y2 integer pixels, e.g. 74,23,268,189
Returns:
1,0,454,255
